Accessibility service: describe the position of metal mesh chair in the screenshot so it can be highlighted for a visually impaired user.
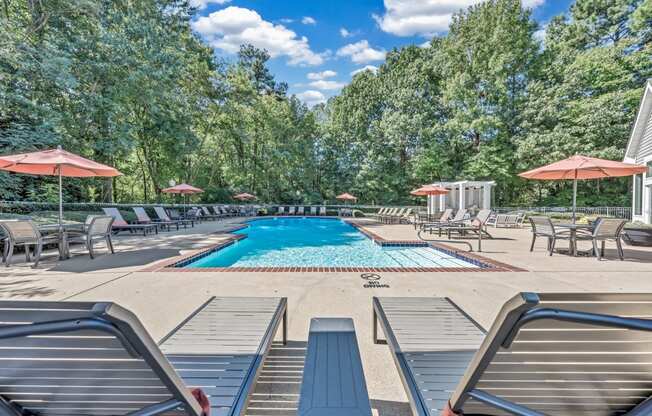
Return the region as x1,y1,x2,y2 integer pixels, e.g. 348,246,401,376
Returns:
66,215,115,259
0,220,60,267
590,217,627,260
529,216,571,256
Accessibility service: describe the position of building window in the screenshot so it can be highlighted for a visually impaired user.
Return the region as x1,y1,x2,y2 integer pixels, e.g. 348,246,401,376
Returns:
635,174,643,216
648,160,652,176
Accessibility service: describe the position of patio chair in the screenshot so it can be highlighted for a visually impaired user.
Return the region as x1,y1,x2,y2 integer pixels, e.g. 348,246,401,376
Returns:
133,207,178,231
288,206,296,215
310,206,317,215
65,215,115,259
587,217,628,261
384,208,405,224
199,206,222,220
420,208,465,235
373,293,652,416
297,206,304,215
184,208,204,223
102,207,158,236
528,215,572,256
372,207,387,221
379,208,396,223
298,318,372,416
154,206,193,228
0,220,60,268
319,206,327,215
277,206,285,215
0,296,287,416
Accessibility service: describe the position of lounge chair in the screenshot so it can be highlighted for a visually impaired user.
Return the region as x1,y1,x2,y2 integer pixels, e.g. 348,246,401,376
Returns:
420,208,466,235
441,209,493,238
298,318,372,416
319,206,326,216
297,206,304,215
373,293,652,416
372,207,388,221
133,207,178,231
310,206,317,215
199,206,222,220
378,208,396,223
528,216,573,256
0,296,288,416
102,207,158,236
277,206,285,215
288,206,296,215
383,208,405,224
154,206,193,228
215,206,232,217
66,215,115,259
487,212,525,228
0,220,61,268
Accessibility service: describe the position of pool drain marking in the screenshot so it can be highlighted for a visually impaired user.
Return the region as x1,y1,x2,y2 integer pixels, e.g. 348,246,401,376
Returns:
361,273,389,288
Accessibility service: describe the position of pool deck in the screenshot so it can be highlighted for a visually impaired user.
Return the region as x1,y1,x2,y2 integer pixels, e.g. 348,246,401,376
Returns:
2,215,652,415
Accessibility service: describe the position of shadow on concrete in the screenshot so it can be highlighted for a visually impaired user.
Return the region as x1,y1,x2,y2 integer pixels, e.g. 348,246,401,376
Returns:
0,279,57,299
371,399,413,416
49,248,181,273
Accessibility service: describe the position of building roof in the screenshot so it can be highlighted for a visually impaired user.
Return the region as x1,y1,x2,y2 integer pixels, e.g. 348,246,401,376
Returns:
624,79,652,163
429,180,495,189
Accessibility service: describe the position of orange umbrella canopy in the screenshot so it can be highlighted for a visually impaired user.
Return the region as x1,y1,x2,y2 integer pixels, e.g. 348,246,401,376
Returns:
518,155,646,180
336,193,357,201
161,183,204,194
410,185,449,196
233,192,256,201
0,147,122,177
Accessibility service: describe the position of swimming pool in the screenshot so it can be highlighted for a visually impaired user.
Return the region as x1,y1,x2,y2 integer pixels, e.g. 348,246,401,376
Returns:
181,217,481,269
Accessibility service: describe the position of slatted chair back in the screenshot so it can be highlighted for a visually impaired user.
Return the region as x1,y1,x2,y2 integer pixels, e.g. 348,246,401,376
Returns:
87,216,114,238
102,207,129,226
0,220,41,244
278,206,285,214
438,208,453,222
0,300,203,416
201,207,211,216
318,206,325,215
132,207,152,223
377,207,387,216
472,209,492,227
593,218,627,239
529,215,555,236
310,206,317,215
403,208,413,218
450,293,652,416
212,206,221,216
298,207,304,214
288,206,296,215
168,209,181,219
154,206,172,221
451,208,467,222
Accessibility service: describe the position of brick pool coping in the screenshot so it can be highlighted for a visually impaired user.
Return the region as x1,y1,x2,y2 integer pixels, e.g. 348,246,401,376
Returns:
144,219,526,273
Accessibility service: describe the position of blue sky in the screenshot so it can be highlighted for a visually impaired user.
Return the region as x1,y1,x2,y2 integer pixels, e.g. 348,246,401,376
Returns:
191,0,574,106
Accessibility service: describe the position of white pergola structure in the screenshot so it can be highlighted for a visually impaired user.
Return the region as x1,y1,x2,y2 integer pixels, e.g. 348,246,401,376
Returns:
426,181,495,214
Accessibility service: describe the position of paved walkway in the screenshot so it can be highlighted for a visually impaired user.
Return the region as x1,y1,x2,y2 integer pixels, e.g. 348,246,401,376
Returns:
1,216,651,416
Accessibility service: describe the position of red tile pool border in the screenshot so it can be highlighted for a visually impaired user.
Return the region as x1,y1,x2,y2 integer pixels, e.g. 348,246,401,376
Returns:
145,219,526,273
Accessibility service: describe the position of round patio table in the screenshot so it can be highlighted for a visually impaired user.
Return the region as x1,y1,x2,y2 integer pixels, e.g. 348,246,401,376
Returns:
38,223,84,260
555,223,594,256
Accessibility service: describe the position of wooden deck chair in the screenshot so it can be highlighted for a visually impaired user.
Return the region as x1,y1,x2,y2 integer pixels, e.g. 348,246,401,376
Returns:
0,296,287,416
373,293,652,416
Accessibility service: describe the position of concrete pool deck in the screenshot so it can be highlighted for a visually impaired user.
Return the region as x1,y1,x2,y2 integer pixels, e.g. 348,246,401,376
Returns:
2,216,652,415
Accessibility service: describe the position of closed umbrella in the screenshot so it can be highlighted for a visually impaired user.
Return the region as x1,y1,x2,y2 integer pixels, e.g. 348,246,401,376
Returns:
519,155,647,222
0,146,122,227
161,183,204,215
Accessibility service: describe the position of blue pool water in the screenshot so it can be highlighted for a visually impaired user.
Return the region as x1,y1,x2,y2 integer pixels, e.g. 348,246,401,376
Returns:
185,218,479,269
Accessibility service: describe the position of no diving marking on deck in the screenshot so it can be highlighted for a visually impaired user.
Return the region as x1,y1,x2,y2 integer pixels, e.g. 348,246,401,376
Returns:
361,273,389,288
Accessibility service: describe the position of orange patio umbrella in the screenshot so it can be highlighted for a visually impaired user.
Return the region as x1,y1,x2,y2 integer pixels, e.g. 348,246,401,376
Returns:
0,146,122,227
410,185,449,196
519,155,646,222
233,192,256,201
336,193,357,201
162,183,204,214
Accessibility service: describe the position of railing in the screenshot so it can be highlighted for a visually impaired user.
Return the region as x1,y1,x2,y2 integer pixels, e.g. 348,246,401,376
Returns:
494,206,632,220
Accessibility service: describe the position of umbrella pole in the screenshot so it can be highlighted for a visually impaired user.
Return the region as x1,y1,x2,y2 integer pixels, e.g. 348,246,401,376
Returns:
572,178,577,224
58,166,63,229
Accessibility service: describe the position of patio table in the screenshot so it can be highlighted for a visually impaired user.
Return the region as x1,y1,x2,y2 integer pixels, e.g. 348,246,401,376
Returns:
38,223,84,260
556,223,593,256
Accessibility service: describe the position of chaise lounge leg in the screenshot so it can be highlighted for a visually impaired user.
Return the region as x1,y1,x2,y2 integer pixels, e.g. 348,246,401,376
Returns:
549,237,556,256
32,243,42,268
283,310,288,345
5,242,13,267
107,236,115,254
592,239,600,260
617,239,624,261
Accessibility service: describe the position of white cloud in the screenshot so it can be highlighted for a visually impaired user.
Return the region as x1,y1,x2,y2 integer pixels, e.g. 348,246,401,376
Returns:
336,40,386,64
340,28,351,37
302,16,317,25
308,80,346,90
279,18,294,23
350,65,378,76
307,70,337,80
189,0,230,10
374,0,546,37
296,90,326,106
192,6,324,66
